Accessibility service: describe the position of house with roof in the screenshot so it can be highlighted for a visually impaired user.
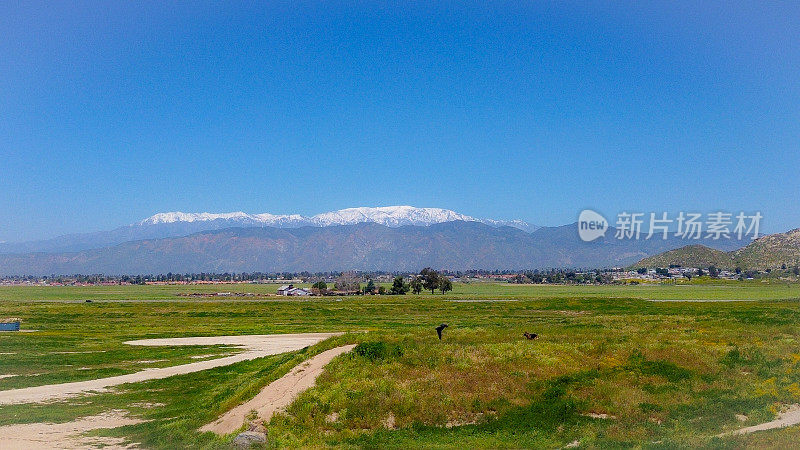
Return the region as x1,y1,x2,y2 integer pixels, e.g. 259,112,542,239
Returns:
277,284,293,295
277,284,313,296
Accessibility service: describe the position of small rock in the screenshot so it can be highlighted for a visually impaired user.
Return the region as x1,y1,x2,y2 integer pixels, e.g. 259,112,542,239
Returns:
247,419,266,433
382,413,396,429
325,412,339,423
582,412,616,420
736,414,748,422
233,431,267,448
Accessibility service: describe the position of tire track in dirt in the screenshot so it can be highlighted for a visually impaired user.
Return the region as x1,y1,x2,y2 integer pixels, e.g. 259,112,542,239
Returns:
0,333,341,405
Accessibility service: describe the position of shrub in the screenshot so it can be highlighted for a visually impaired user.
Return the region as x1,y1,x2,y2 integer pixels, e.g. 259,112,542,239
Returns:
353,341,403,361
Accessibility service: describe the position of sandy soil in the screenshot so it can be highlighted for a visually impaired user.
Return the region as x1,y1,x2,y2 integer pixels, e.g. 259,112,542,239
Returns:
0,409,143,449
722,404,800,436
200,344,356,435
0,333,341,405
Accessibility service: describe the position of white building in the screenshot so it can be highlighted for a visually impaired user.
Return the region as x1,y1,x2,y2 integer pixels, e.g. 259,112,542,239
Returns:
277,284,293,295
287,287,312,296
277,284,312,296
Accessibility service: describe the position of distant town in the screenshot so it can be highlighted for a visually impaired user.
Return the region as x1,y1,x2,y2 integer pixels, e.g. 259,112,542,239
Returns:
2,264,797,291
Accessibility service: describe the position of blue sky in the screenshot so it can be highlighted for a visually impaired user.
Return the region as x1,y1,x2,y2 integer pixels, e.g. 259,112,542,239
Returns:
2,1,799,242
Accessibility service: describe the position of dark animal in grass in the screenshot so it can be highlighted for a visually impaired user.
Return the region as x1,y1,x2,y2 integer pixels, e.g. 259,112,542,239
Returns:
523,332,538,340
435,323,448,340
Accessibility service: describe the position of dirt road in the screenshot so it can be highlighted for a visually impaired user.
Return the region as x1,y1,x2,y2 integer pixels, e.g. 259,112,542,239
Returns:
0,410,143,449
0,333,341,405
200,344,356,434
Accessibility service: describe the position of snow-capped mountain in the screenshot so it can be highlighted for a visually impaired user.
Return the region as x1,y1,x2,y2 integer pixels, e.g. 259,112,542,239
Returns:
0,206,753,275
140,206,538,231
0,220,749,275
141,211,307,227
0,206,537,255
306,206,475,227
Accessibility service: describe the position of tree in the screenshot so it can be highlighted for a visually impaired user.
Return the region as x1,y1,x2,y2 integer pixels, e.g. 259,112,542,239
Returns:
311,281,327,290
420,267,441,294
708,266,719,278
637,267,647,275
390,276,409,295
363,279,376,295
697,268,705,277
334,273,361,292
439,277,453,294
409,276,423,294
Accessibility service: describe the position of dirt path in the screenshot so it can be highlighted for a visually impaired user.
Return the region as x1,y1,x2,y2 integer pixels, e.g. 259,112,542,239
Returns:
721,404,800,436
0,410,143,449
200,344,356,435
0,333,340,405
647,299,760,303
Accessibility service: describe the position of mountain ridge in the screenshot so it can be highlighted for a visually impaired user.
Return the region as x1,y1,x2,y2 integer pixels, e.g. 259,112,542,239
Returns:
0,206,537,255
635,229,800,270
140,206,537,230
0,221,749,275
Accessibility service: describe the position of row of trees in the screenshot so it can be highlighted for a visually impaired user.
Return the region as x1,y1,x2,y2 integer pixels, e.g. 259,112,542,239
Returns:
414,267,453,294
309,268,454,295
392,268,453,294
510,270,614,285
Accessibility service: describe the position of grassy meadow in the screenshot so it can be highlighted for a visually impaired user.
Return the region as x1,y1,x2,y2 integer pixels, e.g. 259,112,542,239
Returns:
1,281,800,448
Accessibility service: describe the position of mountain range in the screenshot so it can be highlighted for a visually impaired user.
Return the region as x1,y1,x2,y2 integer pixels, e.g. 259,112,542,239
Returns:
0,206,757,275
635,228,800,270
0,206,538,255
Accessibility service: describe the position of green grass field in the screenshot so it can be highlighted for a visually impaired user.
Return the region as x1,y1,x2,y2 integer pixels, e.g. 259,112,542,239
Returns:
1,281,800,448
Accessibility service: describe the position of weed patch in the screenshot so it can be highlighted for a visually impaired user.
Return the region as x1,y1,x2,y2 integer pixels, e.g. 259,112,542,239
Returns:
626,351,692,383
354,341,404,362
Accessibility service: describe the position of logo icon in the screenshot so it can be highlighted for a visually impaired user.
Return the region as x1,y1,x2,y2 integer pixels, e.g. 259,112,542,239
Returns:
578,209,608,242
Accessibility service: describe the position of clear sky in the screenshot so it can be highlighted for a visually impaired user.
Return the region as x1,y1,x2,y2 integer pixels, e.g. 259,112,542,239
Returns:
2,1,799,242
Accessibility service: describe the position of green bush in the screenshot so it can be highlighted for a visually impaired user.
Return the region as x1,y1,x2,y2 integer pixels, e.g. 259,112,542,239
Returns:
353,341,403,361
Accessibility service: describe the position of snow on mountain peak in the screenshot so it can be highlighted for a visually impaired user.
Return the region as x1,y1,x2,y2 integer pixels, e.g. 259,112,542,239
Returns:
308,206,477,227
141,211,253,225
139,206,537,232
